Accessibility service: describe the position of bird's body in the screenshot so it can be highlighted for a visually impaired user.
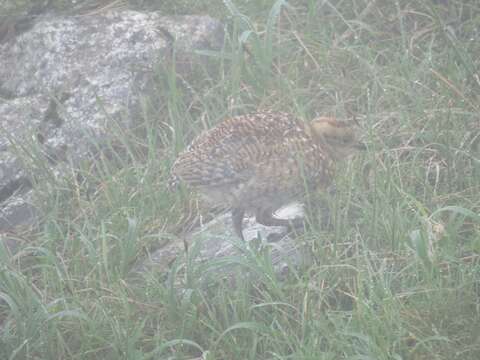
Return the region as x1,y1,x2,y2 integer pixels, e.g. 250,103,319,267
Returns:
170,111,362,239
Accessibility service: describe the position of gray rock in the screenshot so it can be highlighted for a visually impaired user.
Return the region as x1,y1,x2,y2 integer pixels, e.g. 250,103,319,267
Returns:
0,191,36,232
0,10,224,237
133,203,311,280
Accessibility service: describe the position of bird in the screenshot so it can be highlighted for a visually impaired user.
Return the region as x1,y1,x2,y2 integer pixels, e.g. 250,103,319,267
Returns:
169,110,364,240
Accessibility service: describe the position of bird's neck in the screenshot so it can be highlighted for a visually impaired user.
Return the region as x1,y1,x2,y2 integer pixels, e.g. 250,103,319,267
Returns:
305,123,337,160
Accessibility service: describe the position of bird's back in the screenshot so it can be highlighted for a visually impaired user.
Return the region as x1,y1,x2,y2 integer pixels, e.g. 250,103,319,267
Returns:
170,111,333,209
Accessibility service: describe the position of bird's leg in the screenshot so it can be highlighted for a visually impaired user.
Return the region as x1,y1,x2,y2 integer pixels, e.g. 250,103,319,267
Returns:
255,209,305,231
231,207,245,241
256,208,305,242
256,208,289,227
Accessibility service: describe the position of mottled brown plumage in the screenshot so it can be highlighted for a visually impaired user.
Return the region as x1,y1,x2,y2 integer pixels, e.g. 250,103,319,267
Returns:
169,111,363,240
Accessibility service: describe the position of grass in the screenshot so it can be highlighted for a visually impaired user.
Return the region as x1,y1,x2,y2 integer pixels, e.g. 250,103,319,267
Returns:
1,0,480,359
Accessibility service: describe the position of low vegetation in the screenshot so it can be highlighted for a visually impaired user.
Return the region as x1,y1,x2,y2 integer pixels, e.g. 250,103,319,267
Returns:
1,0,479,359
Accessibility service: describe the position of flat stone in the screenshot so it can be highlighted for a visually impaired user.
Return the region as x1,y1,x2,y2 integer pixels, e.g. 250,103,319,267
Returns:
133,203,309,279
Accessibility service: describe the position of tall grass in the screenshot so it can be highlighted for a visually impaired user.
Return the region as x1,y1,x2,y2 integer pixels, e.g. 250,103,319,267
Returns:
1,0,479,359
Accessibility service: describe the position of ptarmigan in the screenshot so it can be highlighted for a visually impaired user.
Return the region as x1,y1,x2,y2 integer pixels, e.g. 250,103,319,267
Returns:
169,111,364,240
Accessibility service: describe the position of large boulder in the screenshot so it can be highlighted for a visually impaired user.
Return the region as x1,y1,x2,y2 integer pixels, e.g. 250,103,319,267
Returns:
0,11,223,235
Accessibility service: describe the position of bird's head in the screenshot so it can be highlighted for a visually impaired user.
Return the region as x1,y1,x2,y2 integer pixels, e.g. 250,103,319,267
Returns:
309,117,365,159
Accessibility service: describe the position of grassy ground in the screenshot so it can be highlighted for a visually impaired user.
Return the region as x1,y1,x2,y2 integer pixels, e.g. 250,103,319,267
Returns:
1,0,480,359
